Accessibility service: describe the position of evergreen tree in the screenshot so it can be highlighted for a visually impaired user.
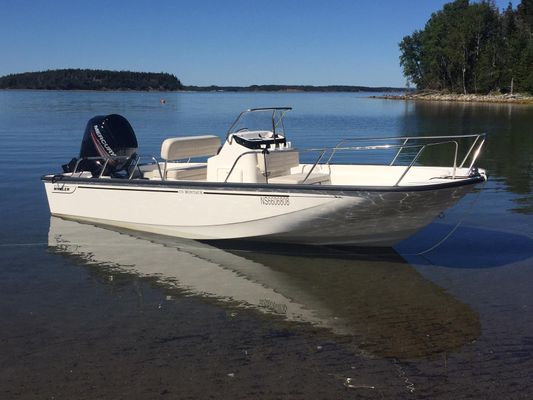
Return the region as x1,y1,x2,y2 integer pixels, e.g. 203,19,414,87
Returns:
399,0,533,94
0,69,183,91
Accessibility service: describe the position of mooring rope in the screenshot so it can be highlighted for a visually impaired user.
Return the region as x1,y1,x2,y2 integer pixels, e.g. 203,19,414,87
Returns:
407,179,487,257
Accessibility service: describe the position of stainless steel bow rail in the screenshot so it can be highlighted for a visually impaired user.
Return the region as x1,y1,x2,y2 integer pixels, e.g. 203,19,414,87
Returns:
325,134,486,169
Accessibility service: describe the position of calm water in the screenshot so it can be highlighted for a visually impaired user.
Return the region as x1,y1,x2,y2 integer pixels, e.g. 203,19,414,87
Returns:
1,90,532,399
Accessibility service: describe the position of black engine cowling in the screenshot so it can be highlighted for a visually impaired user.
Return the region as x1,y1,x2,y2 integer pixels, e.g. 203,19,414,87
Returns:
63,114,138,176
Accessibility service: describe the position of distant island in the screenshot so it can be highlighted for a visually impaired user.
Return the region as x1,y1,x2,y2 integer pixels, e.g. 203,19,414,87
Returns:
0,69,406,93
182,84,406,93
0,69,183,91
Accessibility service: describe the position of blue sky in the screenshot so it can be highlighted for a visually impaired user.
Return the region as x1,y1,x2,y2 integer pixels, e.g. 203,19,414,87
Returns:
1,0,511,87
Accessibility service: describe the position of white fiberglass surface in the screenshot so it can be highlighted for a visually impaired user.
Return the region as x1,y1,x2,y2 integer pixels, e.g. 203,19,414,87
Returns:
300,164,472,187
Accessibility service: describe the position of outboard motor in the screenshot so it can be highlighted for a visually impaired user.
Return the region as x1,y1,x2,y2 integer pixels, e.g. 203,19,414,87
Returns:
63,114,138,177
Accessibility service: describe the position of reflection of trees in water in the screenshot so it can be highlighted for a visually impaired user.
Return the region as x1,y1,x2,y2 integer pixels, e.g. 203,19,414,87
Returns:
398,101,533,214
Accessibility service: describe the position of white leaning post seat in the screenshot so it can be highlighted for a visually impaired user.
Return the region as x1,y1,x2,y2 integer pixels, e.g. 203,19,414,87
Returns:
147,135,221,180
257,149,330,184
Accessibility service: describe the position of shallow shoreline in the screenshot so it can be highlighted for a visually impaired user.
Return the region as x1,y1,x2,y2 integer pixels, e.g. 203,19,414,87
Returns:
373,92,533,104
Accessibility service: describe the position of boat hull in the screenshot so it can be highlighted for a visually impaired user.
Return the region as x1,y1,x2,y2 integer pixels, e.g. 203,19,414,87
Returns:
43,176,481,246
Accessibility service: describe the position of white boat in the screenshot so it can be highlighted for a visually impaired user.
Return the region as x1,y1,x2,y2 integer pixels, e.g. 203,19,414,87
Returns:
42,107,487,246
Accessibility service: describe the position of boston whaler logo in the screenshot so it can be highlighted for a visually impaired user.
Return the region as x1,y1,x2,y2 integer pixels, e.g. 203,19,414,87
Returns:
53,183,76,194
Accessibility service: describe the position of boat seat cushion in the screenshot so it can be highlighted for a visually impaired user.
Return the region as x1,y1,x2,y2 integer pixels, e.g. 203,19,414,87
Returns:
268,172,330,185
165,165,207,180
161,135,221,160
257,150,299,177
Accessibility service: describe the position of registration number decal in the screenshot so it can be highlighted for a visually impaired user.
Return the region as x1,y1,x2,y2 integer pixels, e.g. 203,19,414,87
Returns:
260,196,290,206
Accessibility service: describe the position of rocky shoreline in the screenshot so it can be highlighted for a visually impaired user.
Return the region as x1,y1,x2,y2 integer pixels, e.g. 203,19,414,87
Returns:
373,92,533,104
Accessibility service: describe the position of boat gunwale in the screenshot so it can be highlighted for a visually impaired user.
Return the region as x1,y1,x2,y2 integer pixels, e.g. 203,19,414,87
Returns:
42,173,487,194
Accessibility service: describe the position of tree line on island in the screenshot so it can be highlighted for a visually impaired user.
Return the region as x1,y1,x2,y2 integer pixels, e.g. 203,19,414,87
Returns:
0,69,183,91
400,0,533,94
0,69,405,92
183,84,404,92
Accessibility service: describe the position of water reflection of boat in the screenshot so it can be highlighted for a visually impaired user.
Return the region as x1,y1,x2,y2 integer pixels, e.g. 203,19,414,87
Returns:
48,216,480,359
